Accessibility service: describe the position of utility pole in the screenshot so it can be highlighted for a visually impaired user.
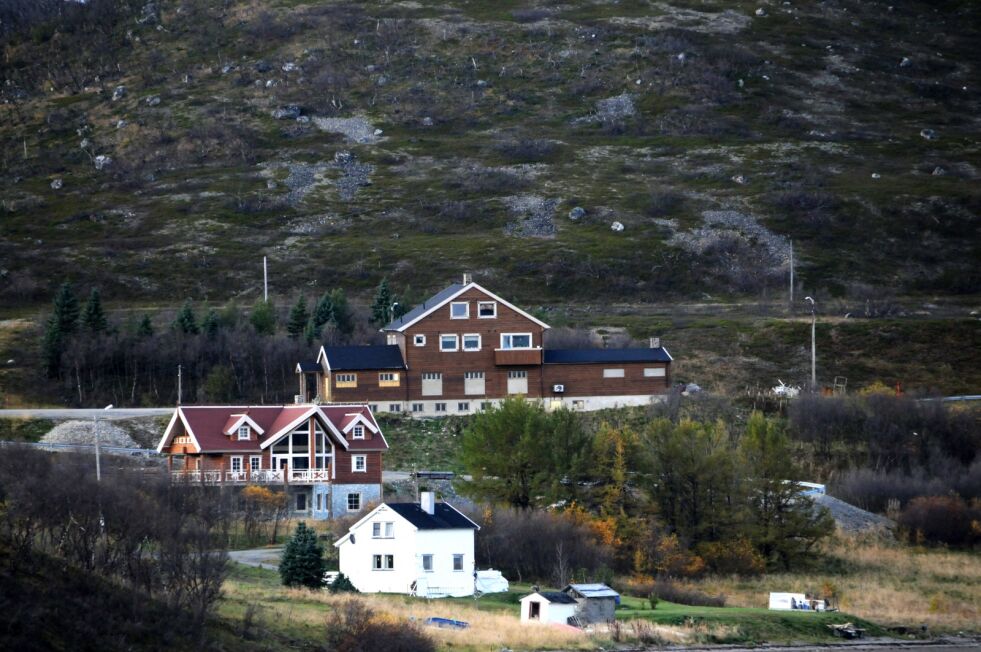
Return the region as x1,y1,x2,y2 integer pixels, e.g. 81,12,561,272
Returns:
94,404,113,482
177,364,182,406
804,296,816,392
789,240,794,307
263,256,268,302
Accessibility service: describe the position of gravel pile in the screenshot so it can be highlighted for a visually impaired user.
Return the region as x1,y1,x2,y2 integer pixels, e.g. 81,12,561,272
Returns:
42,420,139,448
312,115,382,144
575,93,636,124
331,151,374,201
282,162,329,206
668,210,791,266
503,195,560,237
815,494,895,535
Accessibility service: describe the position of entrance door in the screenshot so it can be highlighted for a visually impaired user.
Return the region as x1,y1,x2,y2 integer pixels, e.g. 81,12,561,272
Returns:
530,601,541,620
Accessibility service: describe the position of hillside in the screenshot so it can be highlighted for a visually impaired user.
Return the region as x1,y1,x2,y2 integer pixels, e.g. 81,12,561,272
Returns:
1,0,979,309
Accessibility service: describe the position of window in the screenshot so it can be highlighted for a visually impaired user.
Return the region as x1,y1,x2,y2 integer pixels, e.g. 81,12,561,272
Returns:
480,401,492,411
603,368,625,378
386,333,397,345
457,402,469,412
644,367,666,377
237,425,250,440
421,372,443,397
413,334,426,347
440,334,458,352
372,554,394,570
572,400,585,410
352,425,365,439
250,456,262,472
347,493,361,511
372,522,394,538
296,493,307,511
422,554,433,572
465,370,485,396
462,334,481,351
500,333,532,349
477,301,497,318
336,373,357,388
174,435,191,445
316,493,322,511
370,404,379,412
412,403,424,412
435,403,447,413
453,554,464,571
352,455,366,472
389,403,401,412
507,370,528,395
230,456,243,472
379,372,400,387
508,370,528,378
450,302,469,319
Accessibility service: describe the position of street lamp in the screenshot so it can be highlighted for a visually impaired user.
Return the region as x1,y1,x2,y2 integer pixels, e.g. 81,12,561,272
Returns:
804,297,816,392
94,404,113,482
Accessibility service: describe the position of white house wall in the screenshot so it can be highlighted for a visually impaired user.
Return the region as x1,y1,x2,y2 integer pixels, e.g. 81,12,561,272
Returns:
412,529,475,597
364,394,667,418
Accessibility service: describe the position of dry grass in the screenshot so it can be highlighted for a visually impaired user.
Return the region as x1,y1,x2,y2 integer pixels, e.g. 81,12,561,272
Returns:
684,534,981,632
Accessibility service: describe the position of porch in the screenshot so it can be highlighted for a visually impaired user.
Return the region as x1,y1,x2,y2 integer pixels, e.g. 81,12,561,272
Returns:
170,468,330,485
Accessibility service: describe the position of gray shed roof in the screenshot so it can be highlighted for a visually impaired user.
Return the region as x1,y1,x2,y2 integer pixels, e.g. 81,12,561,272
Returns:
563,583,620,599
382,284,465,331
525,591,577,604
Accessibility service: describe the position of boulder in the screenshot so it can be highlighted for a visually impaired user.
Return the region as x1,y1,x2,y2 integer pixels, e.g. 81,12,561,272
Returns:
568,206,586,220
112,85,127,101
144,95,161,106
94,155,112,171
755,8,767,16
116,119,128,129
899,57,911,68
611,221,625,232
254,59,272,73
282,62,297,72
50,178,63,190
920,128,937,140
421,116,434,126
272,105,302,120
931,166,946,176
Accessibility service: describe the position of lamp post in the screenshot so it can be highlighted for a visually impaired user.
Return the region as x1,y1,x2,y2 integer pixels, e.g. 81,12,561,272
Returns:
94,404,113,482
804,297,816,392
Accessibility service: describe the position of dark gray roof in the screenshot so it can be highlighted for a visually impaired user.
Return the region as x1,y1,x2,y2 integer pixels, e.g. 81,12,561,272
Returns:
296,361,321,372
544,347,671,365
536,591,577,604
387,502,479,530
564,583,620,599
382,283,465,331
322,345,405,371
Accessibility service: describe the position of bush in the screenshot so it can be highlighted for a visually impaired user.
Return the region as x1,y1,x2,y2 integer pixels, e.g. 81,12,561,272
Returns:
651,579,726,607
697,539,765,576
898,495,981,546
648,592,659,610
329,572,358,594
325,599,435,652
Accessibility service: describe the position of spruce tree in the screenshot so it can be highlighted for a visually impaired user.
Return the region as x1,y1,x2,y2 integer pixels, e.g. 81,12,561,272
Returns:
370,278,393,325
279,522,327,589
312,291,335,330
329,288,353,334
81,288,108,333
173,300,199,334
287,296,309,338
250,300,276,336
136,314,154,338
201,309,221,338
52,281,80,336
303,319,317,345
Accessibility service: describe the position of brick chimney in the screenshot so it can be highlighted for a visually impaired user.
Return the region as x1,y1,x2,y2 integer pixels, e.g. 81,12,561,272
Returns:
421,491,435,515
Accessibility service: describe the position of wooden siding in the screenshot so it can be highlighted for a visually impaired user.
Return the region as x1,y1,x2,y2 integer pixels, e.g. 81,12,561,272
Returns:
543,362,670,397
333,450,383,484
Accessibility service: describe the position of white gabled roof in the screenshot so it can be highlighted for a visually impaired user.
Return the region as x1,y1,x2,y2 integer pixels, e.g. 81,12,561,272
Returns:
155,407,202,453
382,282,550,332
225,413,265,436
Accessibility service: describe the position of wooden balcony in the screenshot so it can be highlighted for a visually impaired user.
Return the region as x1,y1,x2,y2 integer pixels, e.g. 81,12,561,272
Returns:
170,468,330,485
494,348,542,366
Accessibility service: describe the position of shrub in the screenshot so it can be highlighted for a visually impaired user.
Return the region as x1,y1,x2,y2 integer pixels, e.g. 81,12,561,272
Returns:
697,539,765,576
898,495,981,546
648,592,659,610
329,572,358,593
652,579,725,607
325,599,435,652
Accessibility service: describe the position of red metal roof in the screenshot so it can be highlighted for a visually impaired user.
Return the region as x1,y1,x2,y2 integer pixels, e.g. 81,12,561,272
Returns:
160,405,386,453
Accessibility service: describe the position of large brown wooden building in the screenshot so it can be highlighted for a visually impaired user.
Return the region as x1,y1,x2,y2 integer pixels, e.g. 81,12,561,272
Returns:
296,277,672,417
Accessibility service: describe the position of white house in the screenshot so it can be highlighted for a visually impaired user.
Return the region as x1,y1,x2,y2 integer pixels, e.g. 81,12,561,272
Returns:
334,492,480,597
519,591,579,625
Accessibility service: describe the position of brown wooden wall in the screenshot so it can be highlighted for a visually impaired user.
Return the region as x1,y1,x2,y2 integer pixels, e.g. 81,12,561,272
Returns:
543,362,671,397
333,450,383,483
328,372,408,403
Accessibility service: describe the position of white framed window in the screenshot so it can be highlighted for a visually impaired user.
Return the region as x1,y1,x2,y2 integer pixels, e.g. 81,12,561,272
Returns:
450,302,469,319
352,425,365,439
572,399,585,410
480,401,492,410
237,425,250,440
372,522,394,538
352,455,366,472
603,368,625,378
412,403,424,412
477,301,497,318
379,372,400,386
336,373,357,387
370,404,379,412
389,403,401,412
465,371,485,396
250,455,262,472
435,403,447,413
174,435,191,445
421,372,443,397
230,456,243,472
347,493,361,511
462,334,481,351
372,554,394,570
507,370,528,395
453,554,464,571
386,333,397,345
500,333,532,349
422,554,433,572
440,334,459,351
644,367,666,377
414,334,426,346
457,402,469,412
508,370,528,379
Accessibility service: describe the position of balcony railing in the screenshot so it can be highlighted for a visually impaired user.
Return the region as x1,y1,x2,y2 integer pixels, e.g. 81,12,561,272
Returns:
170,468,329,485
494,347,542,366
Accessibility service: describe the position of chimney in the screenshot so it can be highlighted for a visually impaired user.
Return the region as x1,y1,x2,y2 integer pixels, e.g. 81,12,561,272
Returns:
650,337,661,348
462,273,472,285
420,491,435,515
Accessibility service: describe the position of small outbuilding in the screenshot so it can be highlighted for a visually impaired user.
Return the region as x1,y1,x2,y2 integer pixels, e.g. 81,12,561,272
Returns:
562,583,620,623
520,591,578,625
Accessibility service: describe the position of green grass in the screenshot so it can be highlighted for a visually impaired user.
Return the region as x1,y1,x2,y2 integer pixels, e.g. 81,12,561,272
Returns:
0,418,55,443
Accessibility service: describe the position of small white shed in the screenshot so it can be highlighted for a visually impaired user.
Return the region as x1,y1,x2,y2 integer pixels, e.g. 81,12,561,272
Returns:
520,591,578,625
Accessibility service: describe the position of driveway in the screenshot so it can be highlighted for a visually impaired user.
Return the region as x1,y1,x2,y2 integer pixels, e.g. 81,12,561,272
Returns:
229,547,283,570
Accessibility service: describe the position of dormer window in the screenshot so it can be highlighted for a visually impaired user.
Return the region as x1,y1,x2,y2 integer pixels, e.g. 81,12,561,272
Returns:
352,425,365,439
237,425,250,440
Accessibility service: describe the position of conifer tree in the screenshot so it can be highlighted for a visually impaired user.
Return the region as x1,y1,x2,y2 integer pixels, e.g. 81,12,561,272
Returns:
52,281,80,336
250,300,276,336
287,296,309,338
173,300,199,334
303,319,317,345
329,288,353,334
81,288,108,333
201,309,221,338
136,314,154,338
312,291,335,330
279,522,327,589
370,278,393,325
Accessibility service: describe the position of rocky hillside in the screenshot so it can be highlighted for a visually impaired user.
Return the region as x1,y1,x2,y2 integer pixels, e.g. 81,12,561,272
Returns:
0,0,978,309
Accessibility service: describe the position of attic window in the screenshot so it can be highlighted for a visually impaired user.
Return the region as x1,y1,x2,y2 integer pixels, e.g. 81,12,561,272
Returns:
352,425,365,439
450,302,469,319
237,425,250,440
477,301,497,318
414,334,426,347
